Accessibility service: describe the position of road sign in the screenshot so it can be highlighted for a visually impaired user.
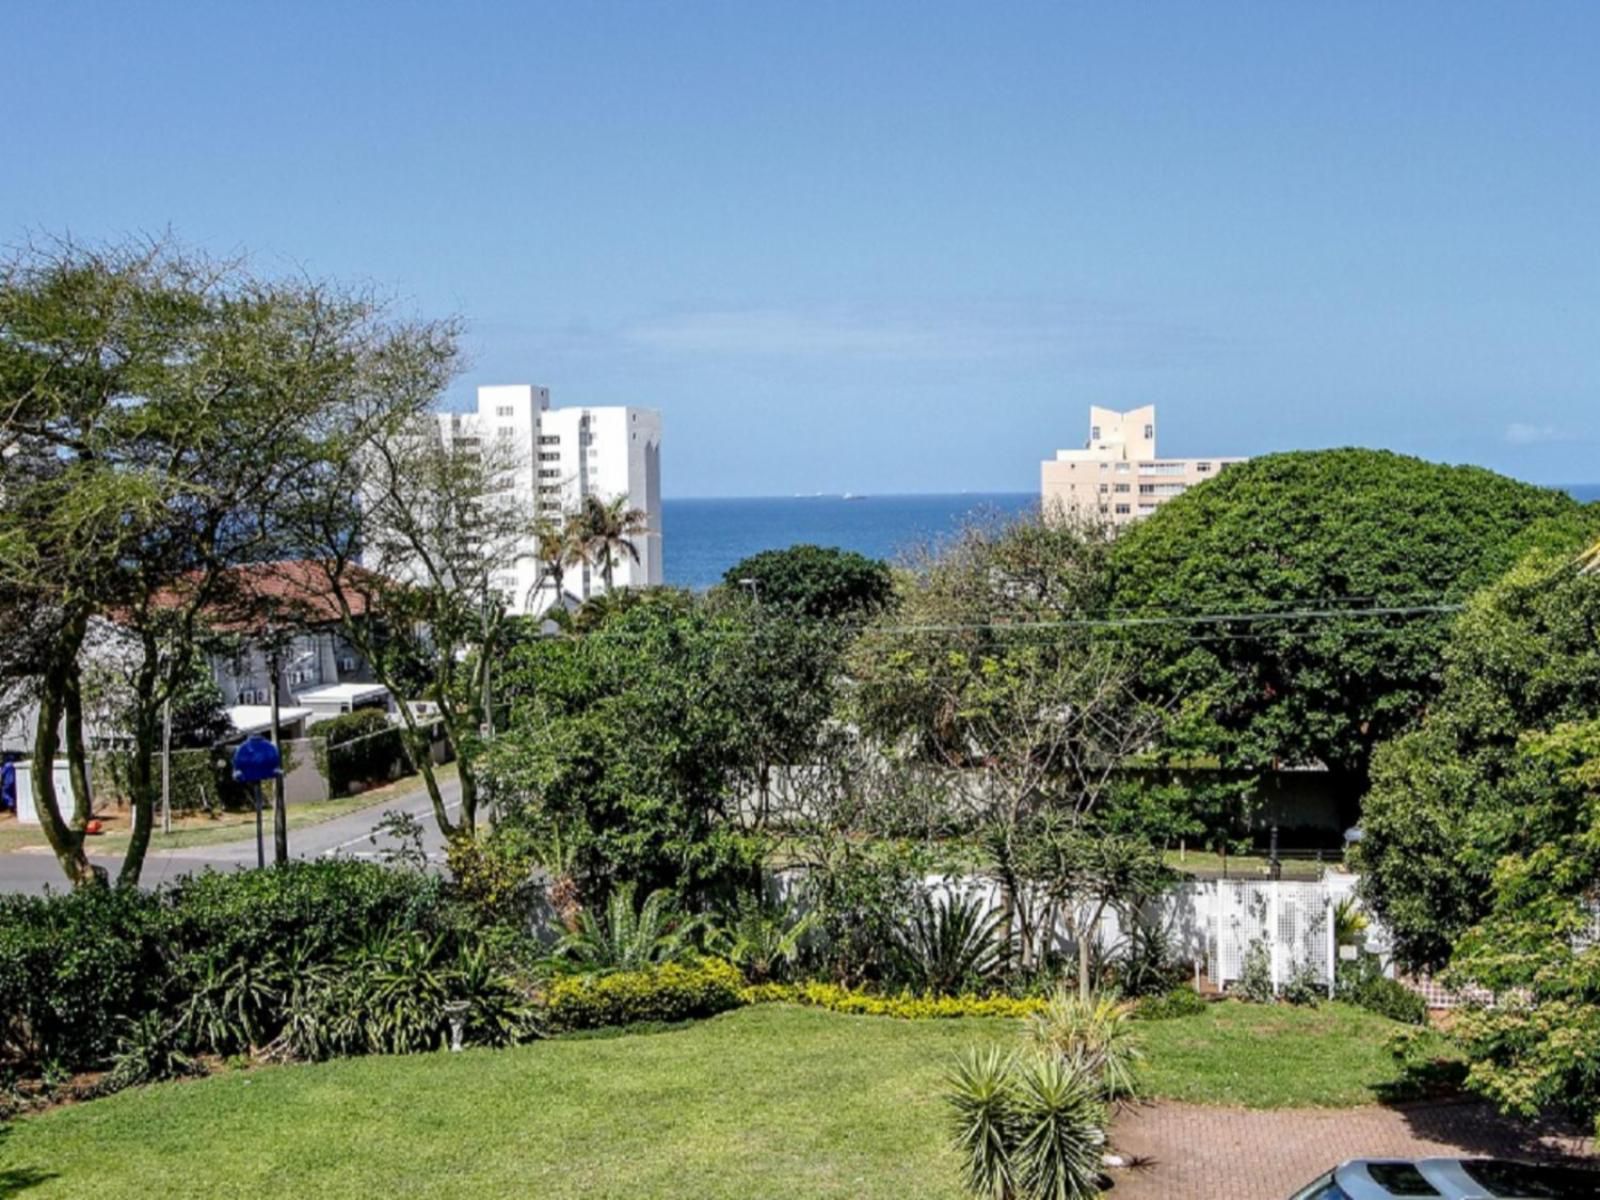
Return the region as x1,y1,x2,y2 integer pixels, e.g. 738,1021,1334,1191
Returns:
231,734,281,784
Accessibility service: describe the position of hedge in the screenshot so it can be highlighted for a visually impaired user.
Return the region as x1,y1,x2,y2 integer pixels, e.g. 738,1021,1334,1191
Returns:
320,709,407,795
742,982,1047,1020
544,959,746,1032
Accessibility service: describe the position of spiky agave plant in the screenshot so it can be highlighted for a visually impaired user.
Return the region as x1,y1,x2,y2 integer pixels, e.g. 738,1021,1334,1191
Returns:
947,1047,1020,1200
1010,1054,1107,1200
945,1047,1106,1200
1022,988,1144,1103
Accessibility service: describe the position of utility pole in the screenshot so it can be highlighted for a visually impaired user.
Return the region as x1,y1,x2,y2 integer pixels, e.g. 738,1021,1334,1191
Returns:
268,633,288,865
160,693,172,835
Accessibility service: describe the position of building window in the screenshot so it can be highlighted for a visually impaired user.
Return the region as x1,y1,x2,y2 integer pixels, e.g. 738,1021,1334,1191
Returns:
1115,503,1131,515
1114,483,1130,493
1197,462,1211,472
1090,425,1100,441
1143,423,1154,439
1098,483,1108,494
496,405,514,418
538,468,561,479
538,435,560,445
1114,462,1131,473
1139,461,1187,476
539,452,560,462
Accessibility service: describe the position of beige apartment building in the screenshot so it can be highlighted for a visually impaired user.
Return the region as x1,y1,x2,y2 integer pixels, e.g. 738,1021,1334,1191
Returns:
1041,405,1245,527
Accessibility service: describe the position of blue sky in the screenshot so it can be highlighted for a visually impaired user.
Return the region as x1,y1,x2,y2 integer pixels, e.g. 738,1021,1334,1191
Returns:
4,2,1597,496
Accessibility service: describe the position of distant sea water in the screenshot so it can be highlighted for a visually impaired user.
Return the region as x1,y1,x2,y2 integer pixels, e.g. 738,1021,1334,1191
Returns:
663,484,1600,593
663,493,1036,591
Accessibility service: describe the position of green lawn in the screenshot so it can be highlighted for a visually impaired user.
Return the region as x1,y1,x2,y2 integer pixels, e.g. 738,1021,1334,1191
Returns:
0,1001,1441,1199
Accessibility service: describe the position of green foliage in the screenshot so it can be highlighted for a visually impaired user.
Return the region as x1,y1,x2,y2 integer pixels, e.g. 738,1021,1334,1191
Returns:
102,1012,200,1093
1109,449,1578,780
321,708,407,795
555,882,704,972
743,982,1046,1020
1335,957,1426,1026
720,543,895,621
487,589,814,901
1357,531,1600,970
1233,941,1275,1004
445,827,543,927
890,889,1006,996
1022,988,1145,1102
0,887,166,1071
708,891,816,984
1113,912,1185,998
945,1047,1107,1200
1132,987,1207,1021
543,959,746,1032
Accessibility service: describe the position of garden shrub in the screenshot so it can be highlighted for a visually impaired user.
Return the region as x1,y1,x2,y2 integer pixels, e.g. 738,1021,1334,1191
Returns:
1232,940,1275,1003
0,887,167,1072
742,981,1047,1020
1133,986,1208,1021
319,708,407,795
543,959,745,1032
161,859,454,969
1338,957,1427,1025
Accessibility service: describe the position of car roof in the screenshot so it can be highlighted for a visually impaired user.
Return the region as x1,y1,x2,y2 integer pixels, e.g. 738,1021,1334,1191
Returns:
1333,1157,1600,1199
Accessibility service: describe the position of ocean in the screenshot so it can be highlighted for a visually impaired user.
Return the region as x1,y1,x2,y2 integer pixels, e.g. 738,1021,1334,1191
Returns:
662,484,1600,592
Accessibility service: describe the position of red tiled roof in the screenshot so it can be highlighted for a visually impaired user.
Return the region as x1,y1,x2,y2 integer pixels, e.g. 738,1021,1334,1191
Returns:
152,560,389,632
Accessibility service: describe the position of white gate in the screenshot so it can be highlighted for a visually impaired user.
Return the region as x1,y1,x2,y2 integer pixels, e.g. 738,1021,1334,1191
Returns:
1208,879,1334,993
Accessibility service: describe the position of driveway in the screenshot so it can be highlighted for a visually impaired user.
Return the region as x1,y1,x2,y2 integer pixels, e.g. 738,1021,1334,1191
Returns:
1106,1098,1596,1199
0,772,464,895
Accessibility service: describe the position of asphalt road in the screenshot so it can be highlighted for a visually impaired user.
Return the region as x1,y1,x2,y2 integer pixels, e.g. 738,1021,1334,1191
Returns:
0,773,464,896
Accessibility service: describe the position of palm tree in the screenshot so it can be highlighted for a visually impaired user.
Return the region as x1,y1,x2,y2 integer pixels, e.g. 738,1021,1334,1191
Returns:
576,494,650,594
530,515,582,613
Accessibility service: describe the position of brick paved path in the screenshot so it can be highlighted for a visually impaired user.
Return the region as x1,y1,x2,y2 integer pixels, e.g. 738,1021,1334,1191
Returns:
1106,1099,1595,1199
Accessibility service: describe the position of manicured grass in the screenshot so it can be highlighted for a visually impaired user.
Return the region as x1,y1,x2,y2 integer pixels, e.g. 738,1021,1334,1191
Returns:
1138,999,1455,1108
0,1001,1441,1198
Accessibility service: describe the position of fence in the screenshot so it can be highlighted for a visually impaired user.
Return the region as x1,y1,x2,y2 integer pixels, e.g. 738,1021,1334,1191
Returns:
895,872,1363,996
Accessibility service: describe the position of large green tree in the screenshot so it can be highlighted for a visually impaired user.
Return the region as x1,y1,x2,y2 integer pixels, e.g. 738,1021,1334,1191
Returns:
1108,449,1576,783
1356,517,1600,971
721,544,894,622
484,589,837,902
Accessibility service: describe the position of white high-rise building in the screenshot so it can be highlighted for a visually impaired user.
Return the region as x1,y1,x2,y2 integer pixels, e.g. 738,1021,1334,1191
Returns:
436,384,663,616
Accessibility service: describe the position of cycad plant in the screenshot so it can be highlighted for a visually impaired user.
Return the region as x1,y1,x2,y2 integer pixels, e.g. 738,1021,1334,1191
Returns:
892,888,1005,995
946,1047,1106,1200
556,881,700,972
1022,988,1144,1103
709,892,816,984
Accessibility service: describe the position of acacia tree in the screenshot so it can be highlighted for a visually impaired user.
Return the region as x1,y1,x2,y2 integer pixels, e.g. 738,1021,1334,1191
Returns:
291,405,524,839
850,512,1169,971
0,235,459,886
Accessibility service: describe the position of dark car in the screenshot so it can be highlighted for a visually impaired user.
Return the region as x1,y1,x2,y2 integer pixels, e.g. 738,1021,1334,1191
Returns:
1289,1158,1599,1199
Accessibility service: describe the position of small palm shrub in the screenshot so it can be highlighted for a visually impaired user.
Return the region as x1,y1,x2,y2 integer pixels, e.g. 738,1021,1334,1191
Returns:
1022,989,1144,1103
1114,912,1183,998
101,1012,200,1093
946,1047,1106,1200
891,889,1005,995
556,882,705,972
709,892,816,984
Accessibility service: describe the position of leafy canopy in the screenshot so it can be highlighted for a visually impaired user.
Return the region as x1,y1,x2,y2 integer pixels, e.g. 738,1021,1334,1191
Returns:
1108,448,1576,780
721,543,894,622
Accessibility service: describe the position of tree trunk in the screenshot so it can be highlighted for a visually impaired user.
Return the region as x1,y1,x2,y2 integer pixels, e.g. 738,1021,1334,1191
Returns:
119,705,159,889
31,618,99,887
62,665,92,831
395,702,459,840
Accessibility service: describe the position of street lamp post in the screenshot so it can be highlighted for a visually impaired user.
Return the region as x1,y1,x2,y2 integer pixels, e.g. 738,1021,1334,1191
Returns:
231,734,281,871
